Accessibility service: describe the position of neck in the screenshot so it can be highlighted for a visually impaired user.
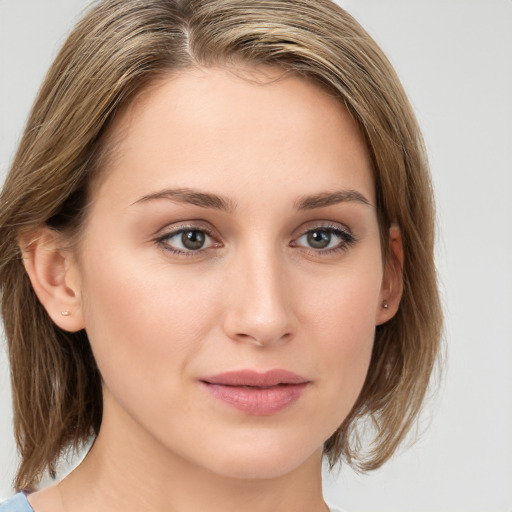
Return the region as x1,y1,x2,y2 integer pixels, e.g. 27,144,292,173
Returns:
56,394,328,512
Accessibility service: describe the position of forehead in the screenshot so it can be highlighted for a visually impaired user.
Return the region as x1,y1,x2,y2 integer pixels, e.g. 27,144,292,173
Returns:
95,65,375,205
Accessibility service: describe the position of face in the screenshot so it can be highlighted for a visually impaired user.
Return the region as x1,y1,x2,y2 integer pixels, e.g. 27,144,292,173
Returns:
70,66,391,479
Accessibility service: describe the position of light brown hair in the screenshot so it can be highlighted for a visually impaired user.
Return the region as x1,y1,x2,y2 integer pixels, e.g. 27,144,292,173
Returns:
0,0,442,491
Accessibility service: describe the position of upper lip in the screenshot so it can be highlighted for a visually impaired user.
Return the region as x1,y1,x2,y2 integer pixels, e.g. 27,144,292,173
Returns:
201,369,309,387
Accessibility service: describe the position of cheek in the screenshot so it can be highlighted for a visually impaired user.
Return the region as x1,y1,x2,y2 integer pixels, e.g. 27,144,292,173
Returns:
300,254,382,342
78,242,223,395
320,295,376,387
297,260,382,416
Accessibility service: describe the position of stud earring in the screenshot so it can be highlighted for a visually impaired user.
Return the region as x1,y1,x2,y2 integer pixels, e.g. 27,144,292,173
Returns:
382,301,389,310
61,310,71,316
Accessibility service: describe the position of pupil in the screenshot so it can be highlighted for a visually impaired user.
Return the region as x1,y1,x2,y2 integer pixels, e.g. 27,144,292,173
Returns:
307,230,331,249
182,230,205,250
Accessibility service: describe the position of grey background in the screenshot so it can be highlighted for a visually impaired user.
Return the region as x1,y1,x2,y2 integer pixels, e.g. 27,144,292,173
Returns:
1,1,511,511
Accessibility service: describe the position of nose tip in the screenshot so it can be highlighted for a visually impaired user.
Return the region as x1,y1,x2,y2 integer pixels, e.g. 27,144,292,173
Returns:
222,257,295,348
230,326,293,348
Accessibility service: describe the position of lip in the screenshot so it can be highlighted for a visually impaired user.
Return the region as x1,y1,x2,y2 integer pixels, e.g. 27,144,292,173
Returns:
200,369,310,415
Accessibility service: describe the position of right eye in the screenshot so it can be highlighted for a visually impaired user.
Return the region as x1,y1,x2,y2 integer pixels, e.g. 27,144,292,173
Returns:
157,227,220,255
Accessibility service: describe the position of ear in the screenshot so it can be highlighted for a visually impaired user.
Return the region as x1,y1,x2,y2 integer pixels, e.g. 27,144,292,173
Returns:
19,227,85,332
376,223,404,326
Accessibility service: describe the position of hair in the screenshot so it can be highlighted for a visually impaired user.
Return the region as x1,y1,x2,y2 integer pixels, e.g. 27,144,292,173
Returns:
0,0,442,491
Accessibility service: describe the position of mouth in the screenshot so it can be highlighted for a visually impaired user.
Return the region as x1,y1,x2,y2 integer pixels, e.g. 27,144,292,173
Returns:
200,369,310,415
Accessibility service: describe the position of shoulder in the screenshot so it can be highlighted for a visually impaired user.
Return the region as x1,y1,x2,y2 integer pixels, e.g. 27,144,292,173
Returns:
0,493,34,512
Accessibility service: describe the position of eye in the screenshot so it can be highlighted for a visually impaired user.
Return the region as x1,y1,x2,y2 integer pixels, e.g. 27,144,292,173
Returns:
292,226,355,253
157,227,219,254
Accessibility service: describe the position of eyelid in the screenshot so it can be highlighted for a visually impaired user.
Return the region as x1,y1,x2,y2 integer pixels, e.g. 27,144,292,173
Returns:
155,221,222,255
294,220,353,239
153,219,356,257
290,221,356,253
155,220,214,237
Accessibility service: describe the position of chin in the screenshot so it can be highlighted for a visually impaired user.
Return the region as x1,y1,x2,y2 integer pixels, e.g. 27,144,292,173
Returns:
194,431,324,480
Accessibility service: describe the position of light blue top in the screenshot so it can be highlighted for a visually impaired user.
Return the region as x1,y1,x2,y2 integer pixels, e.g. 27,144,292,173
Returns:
0,492,344,511
0,493,34,512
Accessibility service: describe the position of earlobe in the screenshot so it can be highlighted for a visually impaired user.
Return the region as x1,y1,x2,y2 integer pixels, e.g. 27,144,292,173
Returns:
376,223,404,326
19,228,85,332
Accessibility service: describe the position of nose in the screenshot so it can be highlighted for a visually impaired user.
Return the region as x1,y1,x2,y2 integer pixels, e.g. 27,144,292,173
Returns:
222,246,295,348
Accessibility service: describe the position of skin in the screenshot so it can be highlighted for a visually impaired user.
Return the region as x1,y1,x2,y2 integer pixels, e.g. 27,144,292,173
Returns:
24,66,402,512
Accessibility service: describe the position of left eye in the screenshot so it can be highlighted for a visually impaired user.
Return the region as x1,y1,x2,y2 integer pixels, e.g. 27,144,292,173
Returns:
159,229,216,252
294,227,354,251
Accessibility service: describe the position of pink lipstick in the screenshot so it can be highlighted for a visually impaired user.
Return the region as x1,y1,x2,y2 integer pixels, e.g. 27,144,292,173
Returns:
201,369,309,415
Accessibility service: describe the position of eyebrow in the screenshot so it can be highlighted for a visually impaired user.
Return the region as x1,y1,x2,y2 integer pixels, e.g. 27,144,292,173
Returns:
133,188,236,212
295,189,372,210
133,187,371,212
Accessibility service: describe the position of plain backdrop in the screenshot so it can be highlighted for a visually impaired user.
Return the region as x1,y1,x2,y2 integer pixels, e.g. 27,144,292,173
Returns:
1,1,511,511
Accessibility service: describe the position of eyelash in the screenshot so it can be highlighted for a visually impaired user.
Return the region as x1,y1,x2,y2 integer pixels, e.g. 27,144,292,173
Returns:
291,223,356,255
155,223,356,257
156,224,220,257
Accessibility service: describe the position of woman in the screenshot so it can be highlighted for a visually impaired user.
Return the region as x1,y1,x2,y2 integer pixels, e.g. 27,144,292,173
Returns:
0,0,442,511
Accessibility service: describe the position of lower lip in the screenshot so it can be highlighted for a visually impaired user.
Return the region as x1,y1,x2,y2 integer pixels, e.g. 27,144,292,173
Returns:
202,382,308,415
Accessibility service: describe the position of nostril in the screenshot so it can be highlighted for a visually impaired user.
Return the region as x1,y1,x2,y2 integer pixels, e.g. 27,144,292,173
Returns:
236,333,265,347
234,331,293,347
